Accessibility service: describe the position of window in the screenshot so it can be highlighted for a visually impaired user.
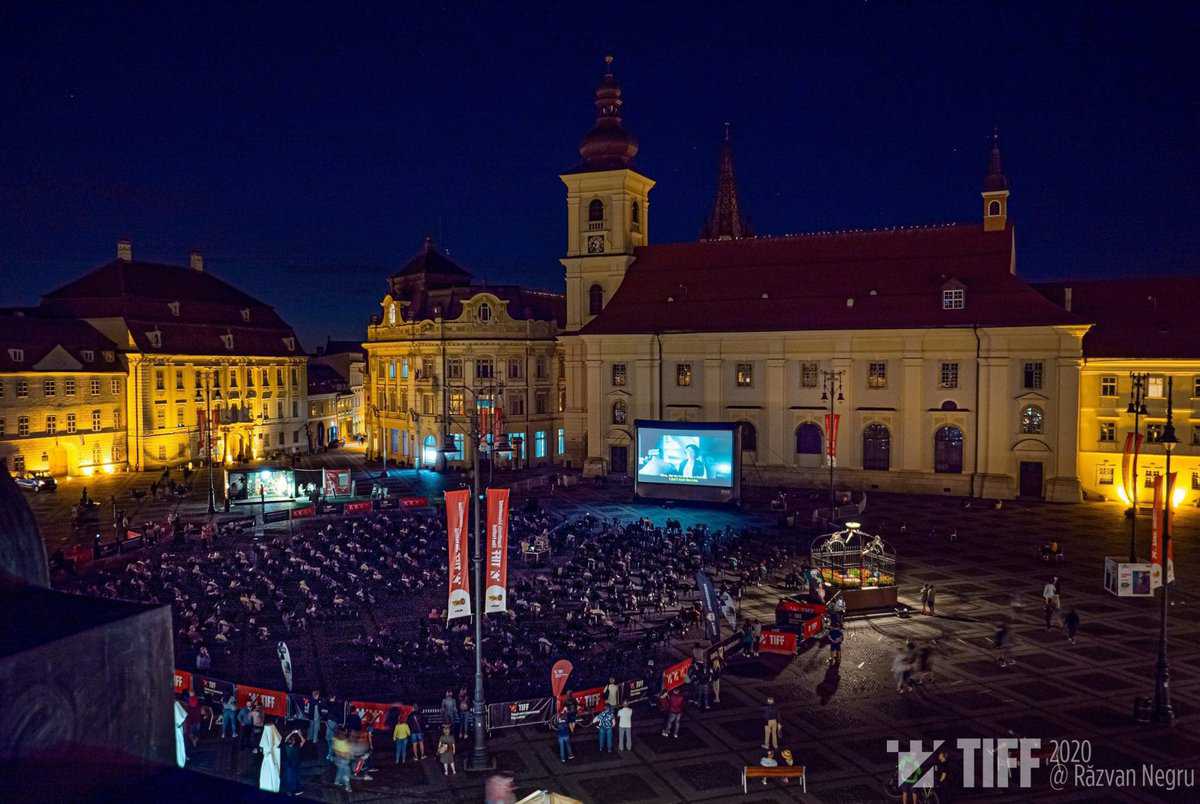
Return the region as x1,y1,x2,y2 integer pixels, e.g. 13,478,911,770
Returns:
801,362,819,388
862,423,891,471
535,391,548,415
1100,376,1118,397
228,369,238,388
1023,361,1044,390
507,358,522,380
146,330,162,348
510,396,525,416
155,408,166,430
631,201,641,231
43,379,56,397
103,351,114,363
1147,376,1165,398
1194,377,1200,399
0,418,4,435
175,370,185,390
558,388,566,413
89,378,101,396
220,333,234,351
676,363,692,387
1097,465,1115,486
421,395,434,415
45,415,57,435
276,368,284,386
612,363,627,387
155,370,165,391
261,368,269,386
449,390,465,415
400,359,410,380
278,401,285,418
158,445,166,461
867,361,888,389
934,426,964,474
1145,468,1161,488
535,430,547,458
536,356,548,380
18,416,30,436
477,303,492,322
110,378,120,395
1020,405,1044,435
290,368,298,386
65,378,76,396
735,363,753,388
588,199,604,222
66,413,76,433
612,400,627,425
293,430,300,444
934,362,959,390
942,288,965,310
81,350,94,362
796,423,822,455
1145,424,1164,443
113,408,121,429
448,359,464,380
168,301,180,317
987,199,1001,217
739,421,757,452
91,410,102,432
16,379,28,398
0,381,3,398
8,348,24,362
476,358,494,380
1192,428,1200,447
1099,422,1115,442
557,428,566,455
176,408,185,428
12,454,23,471
588,284,604,316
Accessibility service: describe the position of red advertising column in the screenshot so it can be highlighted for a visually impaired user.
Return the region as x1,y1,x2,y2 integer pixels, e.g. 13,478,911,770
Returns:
445,489,471,620
485,488,510,613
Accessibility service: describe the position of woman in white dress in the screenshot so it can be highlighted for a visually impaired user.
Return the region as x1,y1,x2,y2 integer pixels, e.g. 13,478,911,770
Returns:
258,718,282,793
173,699,188,768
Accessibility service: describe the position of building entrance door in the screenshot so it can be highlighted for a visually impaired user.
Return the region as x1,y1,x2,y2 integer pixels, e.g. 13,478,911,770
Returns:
610,445,628,475
1019,461,1044,499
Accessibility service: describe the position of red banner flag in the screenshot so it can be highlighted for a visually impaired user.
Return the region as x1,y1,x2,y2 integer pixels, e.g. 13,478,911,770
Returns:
445,489,472,620
174,669,192,695
1151,473,1177,585
1121,432,1143,504
347,701,413,731
485,488,510,614
235,683,288,718
661,658,693,692
550,659,573,700
759,629,799,655
493,407,504,439
566,686,606,715
824,413,841,459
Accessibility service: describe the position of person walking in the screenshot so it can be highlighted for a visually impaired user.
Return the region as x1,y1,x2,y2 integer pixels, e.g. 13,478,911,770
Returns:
926,585,936,617
556,717,574,763
993,621,1013,667
1064,609,1080,645
393,716,411,764
828,625,844,664
332,728,353,792
751,621,763,657
596,704,615,753
617,702,633,752
604,677,620,709
440,689,457,731
662,687,685,738
762,696,782,749
919,584,930,615
437,724,457,776
710,656,724,704
407,706,426,760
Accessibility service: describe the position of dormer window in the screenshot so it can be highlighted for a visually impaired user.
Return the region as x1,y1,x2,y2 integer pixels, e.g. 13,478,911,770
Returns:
168,301,181,317
477,302,492,323
220,332,235,351
146,329,163,349
103,350,115,362
81,349,94,362
282,337,296,352
240,308,251,322
987,199,1002,217
942,287,965,310
8,348,24,362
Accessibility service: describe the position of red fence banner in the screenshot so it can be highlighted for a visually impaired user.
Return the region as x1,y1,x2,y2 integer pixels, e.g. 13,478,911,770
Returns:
195,675,235,708
566,686,606,715
487,697,553,730
824,413,841,459
1122,432,1143,504
345,500,373,514
400,496,427,508
347,700,412,731
235,683,288,718
485,488,510,614
661,658,693,692
445,489,472,620
174,669,192,695
550,659,573,700
759,629,799,655
290,505,316,520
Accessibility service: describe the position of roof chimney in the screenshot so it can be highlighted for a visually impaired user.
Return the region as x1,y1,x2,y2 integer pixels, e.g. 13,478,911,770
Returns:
116,239,133,261
189,250,204,272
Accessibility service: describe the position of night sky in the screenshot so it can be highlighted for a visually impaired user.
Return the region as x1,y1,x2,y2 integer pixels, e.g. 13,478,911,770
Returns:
2,3,1196,348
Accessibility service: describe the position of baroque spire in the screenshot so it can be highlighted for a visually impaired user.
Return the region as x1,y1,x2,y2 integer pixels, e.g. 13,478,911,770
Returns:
701,123,751,240
983,127,1009,192
577,55,639,171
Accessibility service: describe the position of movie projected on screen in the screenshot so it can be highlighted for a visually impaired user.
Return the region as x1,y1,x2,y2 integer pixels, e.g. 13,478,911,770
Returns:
634,420,740,503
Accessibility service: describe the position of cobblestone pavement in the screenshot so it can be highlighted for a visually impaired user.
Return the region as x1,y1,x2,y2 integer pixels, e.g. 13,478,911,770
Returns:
170,487,1200,803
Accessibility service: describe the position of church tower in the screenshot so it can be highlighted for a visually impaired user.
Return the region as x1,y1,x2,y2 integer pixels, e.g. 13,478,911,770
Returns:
701,123,752,240
560,56,655,332
982,128,1010,232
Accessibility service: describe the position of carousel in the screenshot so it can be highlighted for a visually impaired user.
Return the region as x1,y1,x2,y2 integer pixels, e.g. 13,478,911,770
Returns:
810,521,898,611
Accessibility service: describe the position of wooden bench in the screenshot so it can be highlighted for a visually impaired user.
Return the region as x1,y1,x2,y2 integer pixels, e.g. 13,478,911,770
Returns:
742,765,806,793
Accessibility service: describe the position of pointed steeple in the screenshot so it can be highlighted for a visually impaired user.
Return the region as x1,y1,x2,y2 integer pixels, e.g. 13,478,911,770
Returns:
983,127,1008,191
981,127,1010,231
701,123,752,241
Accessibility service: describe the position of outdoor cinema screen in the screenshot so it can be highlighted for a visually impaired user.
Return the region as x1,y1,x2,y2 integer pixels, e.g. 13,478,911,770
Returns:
634,420,740,503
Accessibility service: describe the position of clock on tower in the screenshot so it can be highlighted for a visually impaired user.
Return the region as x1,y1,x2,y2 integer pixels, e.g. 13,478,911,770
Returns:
587,235,605,254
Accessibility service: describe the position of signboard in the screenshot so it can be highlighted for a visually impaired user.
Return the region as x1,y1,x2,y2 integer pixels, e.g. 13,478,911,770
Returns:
487,697,554,730
324,468,353,497
704,632,745,666
661,658,693,692
345,500,373,515
263,509,291,524
235,683,288,718
1103,556,1154,598
400,496,428,508
173,669,192,696
621,679,648,705
317,501,344,516
290,505,316,520
759,629,799,655
195,676,235,708
567,686,606,715
346,700,412,731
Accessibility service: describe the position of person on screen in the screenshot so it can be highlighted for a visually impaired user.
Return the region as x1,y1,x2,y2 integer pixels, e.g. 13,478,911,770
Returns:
640,448,671,477
676,443,708,478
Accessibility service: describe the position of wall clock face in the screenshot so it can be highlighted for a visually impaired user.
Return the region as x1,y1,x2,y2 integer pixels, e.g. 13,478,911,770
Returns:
587,235,604,254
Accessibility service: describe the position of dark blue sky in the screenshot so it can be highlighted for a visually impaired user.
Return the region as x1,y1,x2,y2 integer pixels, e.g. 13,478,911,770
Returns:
2,3,1196,347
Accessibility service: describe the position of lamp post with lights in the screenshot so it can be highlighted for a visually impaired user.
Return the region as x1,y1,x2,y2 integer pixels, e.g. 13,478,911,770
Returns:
1151,377,1176,725
820,370,845,515
194,370,218,514
1126,372,1149,561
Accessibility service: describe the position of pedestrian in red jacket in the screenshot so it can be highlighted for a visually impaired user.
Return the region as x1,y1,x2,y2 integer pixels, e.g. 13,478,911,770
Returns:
661,688,685,738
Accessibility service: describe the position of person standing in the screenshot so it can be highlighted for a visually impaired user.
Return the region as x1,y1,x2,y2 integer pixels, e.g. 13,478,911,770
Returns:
258,718,282,793
393,717,411,764
408,706,426,760
221,694,238,739
596,704,615,753
604,676,620,709
710,656,724,704
919,584,930,615
250,704,266,752
332,728,353,792
1064,609,1080,645
828,625,843,664
994,621,1013,667
751,621,763,657
662,687,685,738
695,662,712,710
437,724,457,776
617,702,633,752
307,690,323,744
440,689,457,731
280,730,305,796
926,585,936,617
762,696,781,749
555,717,574,763
237,702,254,750
173,698,188,768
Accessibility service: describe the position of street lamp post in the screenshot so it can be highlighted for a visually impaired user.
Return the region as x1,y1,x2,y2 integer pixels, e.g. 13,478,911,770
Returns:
196,372,217,514
820,370,845,515
1126,372,1149,561
1151,377,1176,725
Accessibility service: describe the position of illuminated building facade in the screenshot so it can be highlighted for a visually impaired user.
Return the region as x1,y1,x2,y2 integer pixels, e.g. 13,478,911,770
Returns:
364,237,565,470
312,339,366,441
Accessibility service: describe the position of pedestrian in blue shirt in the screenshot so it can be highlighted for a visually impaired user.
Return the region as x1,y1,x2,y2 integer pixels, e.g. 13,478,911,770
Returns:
556,718,574,763
596,705,615,752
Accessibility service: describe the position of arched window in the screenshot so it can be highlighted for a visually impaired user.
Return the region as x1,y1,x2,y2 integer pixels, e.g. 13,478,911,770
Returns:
1021,405,1044,434
612,400,627,425
588,199,605,222
631,201,641,230
739,421,757,452
388,303,397,325
940,400,958,411
934,426,964,474
795,423,822,455
988,199,1001,216
862,424,891,471
477,302,492,322
589,284,604,315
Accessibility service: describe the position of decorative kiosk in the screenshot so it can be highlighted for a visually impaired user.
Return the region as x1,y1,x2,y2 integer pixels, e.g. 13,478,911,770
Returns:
810,522,898,612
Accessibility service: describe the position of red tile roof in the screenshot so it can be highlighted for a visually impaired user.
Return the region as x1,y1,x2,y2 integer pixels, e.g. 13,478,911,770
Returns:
0,312,125,372
1034,278,1200,359
581,224,1081,335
